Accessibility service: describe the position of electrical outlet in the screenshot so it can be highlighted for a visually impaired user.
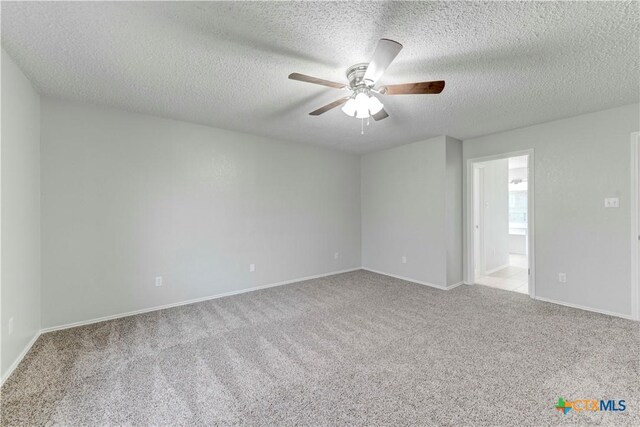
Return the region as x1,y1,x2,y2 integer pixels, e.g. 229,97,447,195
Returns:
8,317,14,335
401,256,407,264
249,264,255,272
155,276,163,287
334,252,339,259
558,273,567,283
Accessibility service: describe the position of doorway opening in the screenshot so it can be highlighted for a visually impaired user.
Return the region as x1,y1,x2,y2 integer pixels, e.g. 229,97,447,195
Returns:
468,152,533,296
631,131,640,320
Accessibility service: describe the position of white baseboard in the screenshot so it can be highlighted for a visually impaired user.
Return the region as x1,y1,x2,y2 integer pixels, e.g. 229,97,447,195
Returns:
446,281,465,290
534,296,634,321
1,331,41,387
365,270,633,321
362,268,452,290
6,270,635,387
41,267,362,334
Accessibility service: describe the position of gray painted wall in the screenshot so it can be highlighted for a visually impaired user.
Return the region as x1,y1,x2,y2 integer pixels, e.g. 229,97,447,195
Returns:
464,103,640,316
361,136,463,287
1,49,41,380
40,99,361,328
361,136,447,285
445,137,463,286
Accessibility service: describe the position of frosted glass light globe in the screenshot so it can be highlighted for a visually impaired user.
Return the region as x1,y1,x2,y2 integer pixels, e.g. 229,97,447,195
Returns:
368,95,384,115
354,92,369,112
341,98,356,116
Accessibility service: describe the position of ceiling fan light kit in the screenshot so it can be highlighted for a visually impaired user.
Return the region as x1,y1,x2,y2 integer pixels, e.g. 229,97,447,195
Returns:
288,38,445,133
341,88,384,119
339,81,384,134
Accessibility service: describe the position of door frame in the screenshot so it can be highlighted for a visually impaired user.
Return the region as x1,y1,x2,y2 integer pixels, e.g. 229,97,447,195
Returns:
465,149,535,297
631,132,639,320
472,165,485,279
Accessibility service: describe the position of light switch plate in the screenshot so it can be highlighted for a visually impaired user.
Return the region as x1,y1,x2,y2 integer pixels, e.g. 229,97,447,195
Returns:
604,197,619,208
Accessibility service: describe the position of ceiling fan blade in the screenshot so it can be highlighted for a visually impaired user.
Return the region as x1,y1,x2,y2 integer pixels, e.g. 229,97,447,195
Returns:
363,39,403,85
309,97,350,116
289,73,346,89
381,80,445,95
372,109,389,121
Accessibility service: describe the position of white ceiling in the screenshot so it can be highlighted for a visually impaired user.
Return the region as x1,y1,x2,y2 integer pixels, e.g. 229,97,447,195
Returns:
2,1,638,153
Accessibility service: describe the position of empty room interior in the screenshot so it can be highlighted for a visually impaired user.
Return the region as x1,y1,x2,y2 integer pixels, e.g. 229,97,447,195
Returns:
1,1,639,426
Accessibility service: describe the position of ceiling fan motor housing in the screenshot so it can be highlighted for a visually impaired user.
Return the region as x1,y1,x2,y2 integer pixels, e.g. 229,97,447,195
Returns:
346,63,371,89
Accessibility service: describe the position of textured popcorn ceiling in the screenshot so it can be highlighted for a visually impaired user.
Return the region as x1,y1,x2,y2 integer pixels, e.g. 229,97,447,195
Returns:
2,1,638,153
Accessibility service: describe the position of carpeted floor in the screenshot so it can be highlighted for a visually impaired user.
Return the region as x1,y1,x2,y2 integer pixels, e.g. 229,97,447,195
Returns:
2,270,639,426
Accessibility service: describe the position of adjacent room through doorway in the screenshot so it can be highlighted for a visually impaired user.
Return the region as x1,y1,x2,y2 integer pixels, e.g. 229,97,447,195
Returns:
472,155,529,294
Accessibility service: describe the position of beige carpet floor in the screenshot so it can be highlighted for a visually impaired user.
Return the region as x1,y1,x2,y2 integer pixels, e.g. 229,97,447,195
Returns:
2,270,639,426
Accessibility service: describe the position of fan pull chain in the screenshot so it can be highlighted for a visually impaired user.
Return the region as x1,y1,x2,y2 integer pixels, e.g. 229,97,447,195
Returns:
367,117,370,126
361,118,364,135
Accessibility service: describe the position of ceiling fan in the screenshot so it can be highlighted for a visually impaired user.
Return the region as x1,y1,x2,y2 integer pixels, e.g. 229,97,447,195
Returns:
288,39,445,123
